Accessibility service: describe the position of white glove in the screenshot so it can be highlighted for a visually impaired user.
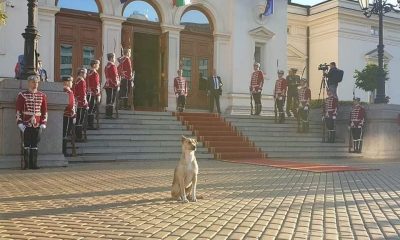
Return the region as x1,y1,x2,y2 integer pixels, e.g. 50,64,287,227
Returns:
175,94,179,98
40,124,47,130
73,118,76,124
332,116,336,120
304,106,309,111
18,124,25,132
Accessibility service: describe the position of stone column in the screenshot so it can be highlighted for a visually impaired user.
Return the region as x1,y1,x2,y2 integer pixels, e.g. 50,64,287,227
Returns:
0,78,67,169
38,5,59,82
100,14,125,105
214,33,231,114
161,24,184,112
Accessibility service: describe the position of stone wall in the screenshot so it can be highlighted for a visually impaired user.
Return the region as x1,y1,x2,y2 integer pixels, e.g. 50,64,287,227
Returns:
311,104,400,159
0,78,67,168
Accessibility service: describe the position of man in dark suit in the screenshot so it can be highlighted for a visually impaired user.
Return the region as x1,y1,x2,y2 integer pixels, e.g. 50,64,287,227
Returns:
207,69,223,114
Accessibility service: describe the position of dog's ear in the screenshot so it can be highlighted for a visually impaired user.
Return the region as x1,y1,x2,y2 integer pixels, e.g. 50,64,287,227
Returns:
181,135,187,142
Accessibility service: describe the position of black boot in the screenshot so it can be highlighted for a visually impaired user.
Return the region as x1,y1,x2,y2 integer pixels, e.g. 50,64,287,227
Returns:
75,126,83,142
22,147,29,170
30,148,39,169
62,138,67,156
331,131,336,143
87,115,95,129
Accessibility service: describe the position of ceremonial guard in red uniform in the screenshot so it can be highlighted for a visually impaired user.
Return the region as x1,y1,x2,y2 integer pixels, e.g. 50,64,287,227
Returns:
117,48,134,109
349,97,366,153
62,76,76,156
297,78,312,133
286,68,300,117
250,62,264,115
104,53,120,118
16,75,48,169
72,68,88,142
86,60,101,129
324,90,338,143
174,69,188,112
273,70,287,123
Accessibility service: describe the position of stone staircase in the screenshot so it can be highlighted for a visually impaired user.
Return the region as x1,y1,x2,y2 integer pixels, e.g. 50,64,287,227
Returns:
174,112,266,160
69,111,214,163
224,115,358,159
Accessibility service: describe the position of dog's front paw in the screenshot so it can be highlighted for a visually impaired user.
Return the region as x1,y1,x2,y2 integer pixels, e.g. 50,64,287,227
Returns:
191,197,197,202
180,198,189,203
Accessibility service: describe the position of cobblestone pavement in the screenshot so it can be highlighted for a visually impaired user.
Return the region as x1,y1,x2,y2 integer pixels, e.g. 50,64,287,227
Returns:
1,159,400,240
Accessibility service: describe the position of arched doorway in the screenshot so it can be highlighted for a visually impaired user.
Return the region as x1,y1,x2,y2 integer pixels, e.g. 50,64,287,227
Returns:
55,0,103,81
180,7,214,110
122,0,167,111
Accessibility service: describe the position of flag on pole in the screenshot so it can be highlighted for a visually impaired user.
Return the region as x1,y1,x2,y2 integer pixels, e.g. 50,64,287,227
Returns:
263,0,274,16
173,0,191,7
120,0,128,3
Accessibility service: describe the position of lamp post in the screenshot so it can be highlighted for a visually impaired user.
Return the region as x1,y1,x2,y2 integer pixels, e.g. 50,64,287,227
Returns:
358,0,400,103
21,0,39,79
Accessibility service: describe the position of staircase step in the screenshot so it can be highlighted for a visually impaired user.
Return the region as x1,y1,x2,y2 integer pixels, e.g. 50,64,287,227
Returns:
76,141,183,148
98,124,186,130
194,130,239,137
217,152,266,160
183,121,229,126
69,153,214,162
199,136,248,142
76,147,210,155
87,129,193,135
203,141,254,148
210,147,261,153
174,112,219,117
190,125,233,131
88,135,194,141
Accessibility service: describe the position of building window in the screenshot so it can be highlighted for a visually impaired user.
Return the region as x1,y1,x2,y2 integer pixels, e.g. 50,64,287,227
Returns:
57,0,99,13
370,26,379,36
123,1,159,22
254,43,265,68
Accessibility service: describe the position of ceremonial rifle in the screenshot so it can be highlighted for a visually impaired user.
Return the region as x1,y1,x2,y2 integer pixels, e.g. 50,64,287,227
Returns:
95,45,105,130
250,90,254,115
113,38,119,118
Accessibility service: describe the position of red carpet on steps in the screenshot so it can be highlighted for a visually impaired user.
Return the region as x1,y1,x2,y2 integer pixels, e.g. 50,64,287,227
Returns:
173,112,376,173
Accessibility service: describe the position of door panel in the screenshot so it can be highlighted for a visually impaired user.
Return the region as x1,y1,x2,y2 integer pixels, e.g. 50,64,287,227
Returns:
55,12,102,81
180,32,213,109
160,32,169,108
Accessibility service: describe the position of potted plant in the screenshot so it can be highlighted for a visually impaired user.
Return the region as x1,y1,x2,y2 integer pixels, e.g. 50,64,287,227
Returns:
353,64,389,103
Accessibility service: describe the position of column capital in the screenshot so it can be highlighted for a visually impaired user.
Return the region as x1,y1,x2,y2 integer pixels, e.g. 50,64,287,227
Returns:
100,14,126,25
38,6,60,16
214,32,231,41
161,24,184,34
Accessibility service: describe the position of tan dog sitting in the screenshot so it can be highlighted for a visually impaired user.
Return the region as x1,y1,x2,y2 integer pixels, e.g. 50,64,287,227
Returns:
171,136,199,203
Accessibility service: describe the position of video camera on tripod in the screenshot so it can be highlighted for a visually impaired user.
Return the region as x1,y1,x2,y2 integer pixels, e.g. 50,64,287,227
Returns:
318,63,329,71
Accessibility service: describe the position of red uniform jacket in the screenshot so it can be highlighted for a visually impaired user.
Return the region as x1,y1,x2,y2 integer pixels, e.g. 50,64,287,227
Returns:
64,87,76,118
117,56,133,80
72,77,88,108
174,77,188,96
298,87,311,106
86,69,100,96
250,70,264,93
324,96,338,118
104,62,119,89
350,104,366,128
274,78,287,99
16,90,48,128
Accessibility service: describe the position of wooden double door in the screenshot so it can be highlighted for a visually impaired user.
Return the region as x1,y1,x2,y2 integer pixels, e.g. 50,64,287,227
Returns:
55,11,102,81
122,22,168,110
180,32,214,110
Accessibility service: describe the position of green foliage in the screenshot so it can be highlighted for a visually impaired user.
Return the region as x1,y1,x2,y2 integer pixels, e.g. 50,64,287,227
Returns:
0,3,6,25
353,64,388,92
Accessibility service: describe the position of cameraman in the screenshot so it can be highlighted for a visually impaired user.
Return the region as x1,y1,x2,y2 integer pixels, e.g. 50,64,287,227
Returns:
324,62,343,98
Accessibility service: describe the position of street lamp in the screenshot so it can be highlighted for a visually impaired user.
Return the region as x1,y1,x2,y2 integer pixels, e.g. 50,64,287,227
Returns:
21,0,39,79
358,0,400,103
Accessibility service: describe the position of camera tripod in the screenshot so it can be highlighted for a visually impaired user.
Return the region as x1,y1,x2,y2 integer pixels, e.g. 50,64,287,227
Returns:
318,72,329,143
